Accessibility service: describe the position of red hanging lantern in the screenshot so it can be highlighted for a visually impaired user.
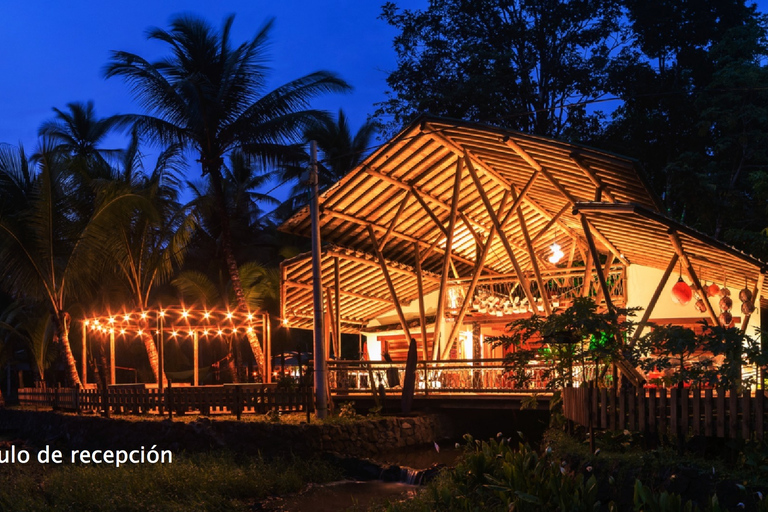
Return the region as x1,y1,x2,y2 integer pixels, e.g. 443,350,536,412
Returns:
706,283,720,297
671,277,693,305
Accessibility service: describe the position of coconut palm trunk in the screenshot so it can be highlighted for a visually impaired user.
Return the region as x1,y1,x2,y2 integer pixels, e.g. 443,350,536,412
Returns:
55,312,82,388
208,166,265,380
139,328,166,386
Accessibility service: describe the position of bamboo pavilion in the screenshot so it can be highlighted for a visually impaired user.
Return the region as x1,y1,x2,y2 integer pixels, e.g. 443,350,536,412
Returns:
278,117,766,386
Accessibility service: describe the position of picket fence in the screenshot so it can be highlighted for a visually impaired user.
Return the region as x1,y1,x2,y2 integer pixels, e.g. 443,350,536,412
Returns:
17,384,313,420
563,386,767,439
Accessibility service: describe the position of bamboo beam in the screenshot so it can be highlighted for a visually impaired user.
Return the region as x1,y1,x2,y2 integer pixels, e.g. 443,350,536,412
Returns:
334,257,341,358
432,158,463,360
570,153,617,203
380,190,410,250
410,188,449,238
581,247,594,298
668,231,720,327
324,248,442,283
413,242,430,360
592,254,616,307
422,127,583,248
506,140,626,265
630,254,679,348
285,281,400,305
325,286,340,358
465,155,538,310
440,194,508,360
513,188,552,316
367,225,413,342
580,215,614,311
322,210,484,273
531,203,570,244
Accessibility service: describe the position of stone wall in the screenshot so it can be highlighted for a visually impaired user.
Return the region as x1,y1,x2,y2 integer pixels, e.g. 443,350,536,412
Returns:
0,409,446,458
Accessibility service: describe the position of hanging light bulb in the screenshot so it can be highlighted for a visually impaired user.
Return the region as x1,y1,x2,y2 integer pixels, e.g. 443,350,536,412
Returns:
548,242,564,264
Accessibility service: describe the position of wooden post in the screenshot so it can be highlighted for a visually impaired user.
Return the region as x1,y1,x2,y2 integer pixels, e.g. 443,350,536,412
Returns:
432,157,463,359
413,242,430,361
265,314,272,384
81,321,87,387
334,257,342,359
193,331,199,387
309,140,327,420
109,330,116,386
440,193,508,360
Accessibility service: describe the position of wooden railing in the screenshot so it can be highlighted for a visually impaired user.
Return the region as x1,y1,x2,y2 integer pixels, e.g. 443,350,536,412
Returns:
17,384,313,419
328,358,555,394
563,386,768,439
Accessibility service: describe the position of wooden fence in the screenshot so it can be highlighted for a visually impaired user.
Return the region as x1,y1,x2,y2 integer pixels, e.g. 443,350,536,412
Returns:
563,386,768,440
17,384,313,419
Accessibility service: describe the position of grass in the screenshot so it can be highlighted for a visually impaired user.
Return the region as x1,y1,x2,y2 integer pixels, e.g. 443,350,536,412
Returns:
0,451,342,511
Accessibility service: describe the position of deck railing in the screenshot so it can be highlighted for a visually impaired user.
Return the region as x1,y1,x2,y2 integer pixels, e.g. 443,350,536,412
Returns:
17,384,313,419
327,358,554,394
563,386,768,440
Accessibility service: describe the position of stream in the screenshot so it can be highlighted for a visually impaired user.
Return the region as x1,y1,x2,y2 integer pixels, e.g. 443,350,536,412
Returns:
274,443,463,511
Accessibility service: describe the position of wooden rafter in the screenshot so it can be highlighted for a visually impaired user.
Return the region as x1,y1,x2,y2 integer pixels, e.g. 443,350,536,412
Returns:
570,152,617,203
531,203,570,245
285,281,396,305
334,257,341,354
324,248,440,283
425,128,583,249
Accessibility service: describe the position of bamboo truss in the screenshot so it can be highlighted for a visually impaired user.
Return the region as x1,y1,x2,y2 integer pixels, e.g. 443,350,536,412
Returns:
277,117,767,367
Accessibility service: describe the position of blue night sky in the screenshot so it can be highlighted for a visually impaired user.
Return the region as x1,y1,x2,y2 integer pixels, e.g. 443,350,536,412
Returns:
2,0,768,193
0,1,425,155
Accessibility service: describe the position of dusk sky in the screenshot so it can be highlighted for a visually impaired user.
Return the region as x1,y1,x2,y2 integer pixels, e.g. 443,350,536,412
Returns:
0,1,425,159
2,0,768,196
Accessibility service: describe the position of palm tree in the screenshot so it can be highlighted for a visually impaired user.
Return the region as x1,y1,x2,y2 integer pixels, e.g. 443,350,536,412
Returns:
38,100,126,181
103,131,195,385
277,109,377,218
105,14,350,378
0,142,146,387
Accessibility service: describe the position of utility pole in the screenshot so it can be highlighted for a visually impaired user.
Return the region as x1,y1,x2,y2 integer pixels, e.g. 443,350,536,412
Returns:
310,140,327,419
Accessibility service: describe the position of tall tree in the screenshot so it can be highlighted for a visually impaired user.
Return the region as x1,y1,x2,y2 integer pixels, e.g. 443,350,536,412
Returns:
278,109,377,215
103,131,195,384
376,0,625,138
0,142,145,386
105,14,350,379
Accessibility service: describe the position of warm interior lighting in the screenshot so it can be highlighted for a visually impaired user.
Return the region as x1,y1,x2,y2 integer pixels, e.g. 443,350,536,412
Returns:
203,311,211,319
123,314,130,321
159,310,165,317
181,310,189,318
140,311,148,319
548,242,564,264
171,330,178,337
120,329,126,335
226,312,234,320
246,327,253,333
246,313,253,321
137,329,144,336
108,316,115,324
217,329,224,336
202,329,209,336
